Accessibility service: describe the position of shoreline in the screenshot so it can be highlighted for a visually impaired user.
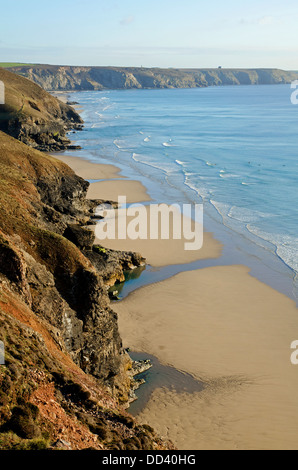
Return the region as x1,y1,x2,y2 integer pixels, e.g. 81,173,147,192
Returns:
113,265,298,450
53,153,124,180
55,116,298,450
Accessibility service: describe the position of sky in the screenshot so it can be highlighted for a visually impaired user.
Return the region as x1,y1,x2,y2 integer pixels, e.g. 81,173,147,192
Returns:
0,0,298,69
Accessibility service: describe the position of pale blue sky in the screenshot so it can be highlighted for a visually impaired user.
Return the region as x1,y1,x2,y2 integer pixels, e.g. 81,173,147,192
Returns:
1,0,298,68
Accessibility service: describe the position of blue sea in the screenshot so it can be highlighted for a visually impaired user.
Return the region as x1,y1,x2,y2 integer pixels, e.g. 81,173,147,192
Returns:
63,85,298,300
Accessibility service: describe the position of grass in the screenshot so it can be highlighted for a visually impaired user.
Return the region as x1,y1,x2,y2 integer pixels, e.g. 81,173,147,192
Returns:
0,63,34,68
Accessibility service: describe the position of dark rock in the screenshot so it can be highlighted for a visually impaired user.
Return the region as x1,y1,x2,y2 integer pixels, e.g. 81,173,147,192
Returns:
64,224,95,250
51,439,72,450
0,68,84,152
85,245,146,287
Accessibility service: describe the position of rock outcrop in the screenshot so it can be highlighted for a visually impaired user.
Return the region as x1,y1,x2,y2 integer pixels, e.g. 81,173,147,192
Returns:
0,131,173,450
0,68,83,151
7,64,298,91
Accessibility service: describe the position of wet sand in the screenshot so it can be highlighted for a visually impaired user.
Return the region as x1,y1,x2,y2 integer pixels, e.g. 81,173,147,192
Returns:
113,265,298,450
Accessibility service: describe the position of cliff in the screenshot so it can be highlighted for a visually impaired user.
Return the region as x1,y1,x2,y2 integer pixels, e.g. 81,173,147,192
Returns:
7,64,298,91
0,68,83,151
0,131,173,450
0,71,173,449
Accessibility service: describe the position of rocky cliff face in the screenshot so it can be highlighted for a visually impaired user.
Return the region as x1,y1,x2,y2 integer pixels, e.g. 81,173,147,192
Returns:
8,65,298,91
0,132,172,450
0,68,83,151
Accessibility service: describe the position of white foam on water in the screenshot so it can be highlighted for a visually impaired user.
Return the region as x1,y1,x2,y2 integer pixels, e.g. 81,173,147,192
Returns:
132,153,173,174
229,206,274,224
163,142,176,147
209,199,298,274
184,175,211,200
113,139,132,150
219,173,240,179
210,200,275,225
91,123,105,128
247,225,298,273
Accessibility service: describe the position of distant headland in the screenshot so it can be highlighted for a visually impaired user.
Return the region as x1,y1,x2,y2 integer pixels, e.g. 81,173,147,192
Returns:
1,63,298,91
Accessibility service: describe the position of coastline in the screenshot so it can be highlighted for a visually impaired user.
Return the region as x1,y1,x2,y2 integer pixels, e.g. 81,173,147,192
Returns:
53,153,124,180
114,266,298,450
57,149,298,450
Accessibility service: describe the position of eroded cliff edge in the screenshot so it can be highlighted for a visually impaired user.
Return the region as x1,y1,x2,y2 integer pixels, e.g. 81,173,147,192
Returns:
0,73,173,450
8,64,298,91
0,68,83,152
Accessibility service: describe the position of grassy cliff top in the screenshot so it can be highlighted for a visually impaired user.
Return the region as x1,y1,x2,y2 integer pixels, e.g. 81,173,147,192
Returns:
0,63,35,68
0,68,83,151
0,67,80,123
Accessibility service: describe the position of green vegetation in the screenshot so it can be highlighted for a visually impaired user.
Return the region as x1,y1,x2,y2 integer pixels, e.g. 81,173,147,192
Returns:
0,63,34,68
93,245,107,255
0,433,50,450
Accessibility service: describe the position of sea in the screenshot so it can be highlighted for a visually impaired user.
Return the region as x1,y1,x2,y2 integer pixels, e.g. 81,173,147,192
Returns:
62,84,298,302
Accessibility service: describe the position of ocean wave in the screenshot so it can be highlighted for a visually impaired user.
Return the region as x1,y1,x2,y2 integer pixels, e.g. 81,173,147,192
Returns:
113,139,125,149
247,226,298,273
219,173,240,179
208,200,298,273
163,142,176,147
91,123,105,128
113,139,134,150
132,153,173,174
211,201,274,224
184,177,212,200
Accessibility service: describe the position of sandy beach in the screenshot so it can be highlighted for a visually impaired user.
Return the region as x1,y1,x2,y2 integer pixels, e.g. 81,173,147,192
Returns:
93,204,222,267
55,152,298,450
87,179,151,203
113,266,298,450
54,154,123,180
